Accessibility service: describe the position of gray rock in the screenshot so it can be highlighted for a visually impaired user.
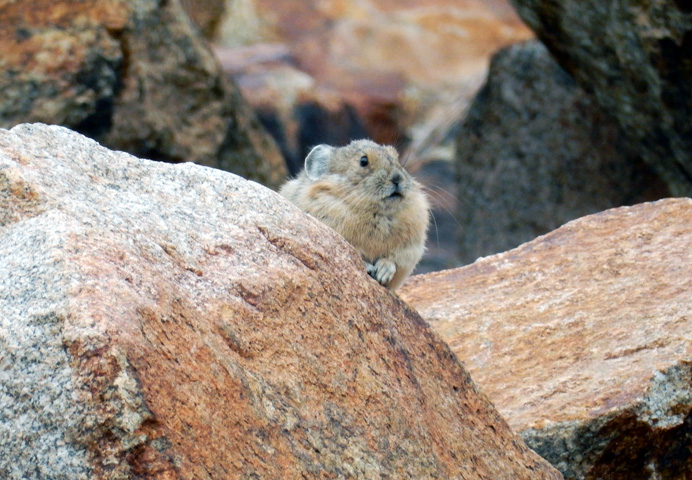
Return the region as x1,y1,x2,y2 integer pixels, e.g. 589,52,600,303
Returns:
455,41,667,264
509,0,692,196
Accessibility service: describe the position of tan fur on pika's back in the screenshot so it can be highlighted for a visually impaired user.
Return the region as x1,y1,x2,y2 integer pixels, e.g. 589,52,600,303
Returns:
280,139,429,290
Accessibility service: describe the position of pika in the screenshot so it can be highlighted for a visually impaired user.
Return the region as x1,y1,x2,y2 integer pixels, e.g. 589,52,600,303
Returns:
280,139,429,290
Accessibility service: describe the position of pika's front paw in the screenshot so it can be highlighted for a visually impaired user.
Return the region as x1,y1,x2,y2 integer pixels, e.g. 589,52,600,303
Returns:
366,258,396,286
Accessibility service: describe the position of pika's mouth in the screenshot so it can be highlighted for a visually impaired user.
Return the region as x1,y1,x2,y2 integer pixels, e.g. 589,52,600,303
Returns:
386,189,404,201
385,175,406,200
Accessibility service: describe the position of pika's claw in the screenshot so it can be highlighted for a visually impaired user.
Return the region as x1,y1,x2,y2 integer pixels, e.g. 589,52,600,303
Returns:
366,258,396,286
365,261,377,276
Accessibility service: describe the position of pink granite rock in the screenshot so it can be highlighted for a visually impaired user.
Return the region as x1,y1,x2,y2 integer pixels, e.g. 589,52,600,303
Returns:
0,123,562,480
401,198,692,479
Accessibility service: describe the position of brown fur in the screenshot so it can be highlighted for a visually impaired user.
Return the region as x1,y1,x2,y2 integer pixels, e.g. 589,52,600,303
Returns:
280,139,429,290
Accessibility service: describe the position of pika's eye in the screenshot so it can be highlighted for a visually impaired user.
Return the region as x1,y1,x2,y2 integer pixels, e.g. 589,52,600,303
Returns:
360,155,369,167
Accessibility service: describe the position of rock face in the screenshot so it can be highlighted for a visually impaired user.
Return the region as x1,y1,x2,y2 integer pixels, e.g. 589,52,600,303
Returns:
400,198,692,480
454,40,669,265
509,0,692,197
0,0,285,188
0,123,562,480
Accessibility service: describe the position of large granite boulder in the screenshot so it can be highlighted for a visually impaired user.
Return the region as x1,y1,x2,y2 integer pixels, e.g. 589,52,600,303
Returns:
401,198,692,480
0,123,562,480
0,0,285,188
509,0,692,196
454,40,668,265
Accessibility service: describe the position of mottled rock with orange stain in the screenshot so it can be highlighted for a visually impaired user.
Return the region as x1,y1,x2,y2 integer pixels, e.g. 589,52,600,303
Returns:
0,0,285,188
401,198,692,479
0,123,562,480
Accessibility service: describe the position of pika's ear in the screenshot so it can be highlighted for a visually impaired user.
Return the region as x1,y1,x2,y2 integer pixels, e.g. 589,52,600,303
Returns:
304,145,332,180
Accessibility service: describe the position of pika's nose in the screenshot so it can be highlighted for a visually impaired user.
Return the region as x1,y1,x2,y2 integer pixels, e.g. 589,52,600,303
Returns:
391,173,402,185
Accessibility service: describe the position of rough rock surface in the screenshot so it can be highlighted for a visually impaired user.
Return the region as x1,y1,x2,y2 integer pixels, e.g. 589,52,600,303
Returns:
509,0,692,196
0,123,562,480
455,40,668,265
400,198,692,480
0,0,285,188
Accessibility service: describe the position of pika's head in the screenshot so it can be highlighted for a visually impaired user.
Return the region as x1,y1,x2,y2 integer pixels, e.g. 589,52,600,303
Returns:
303,139,418,207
